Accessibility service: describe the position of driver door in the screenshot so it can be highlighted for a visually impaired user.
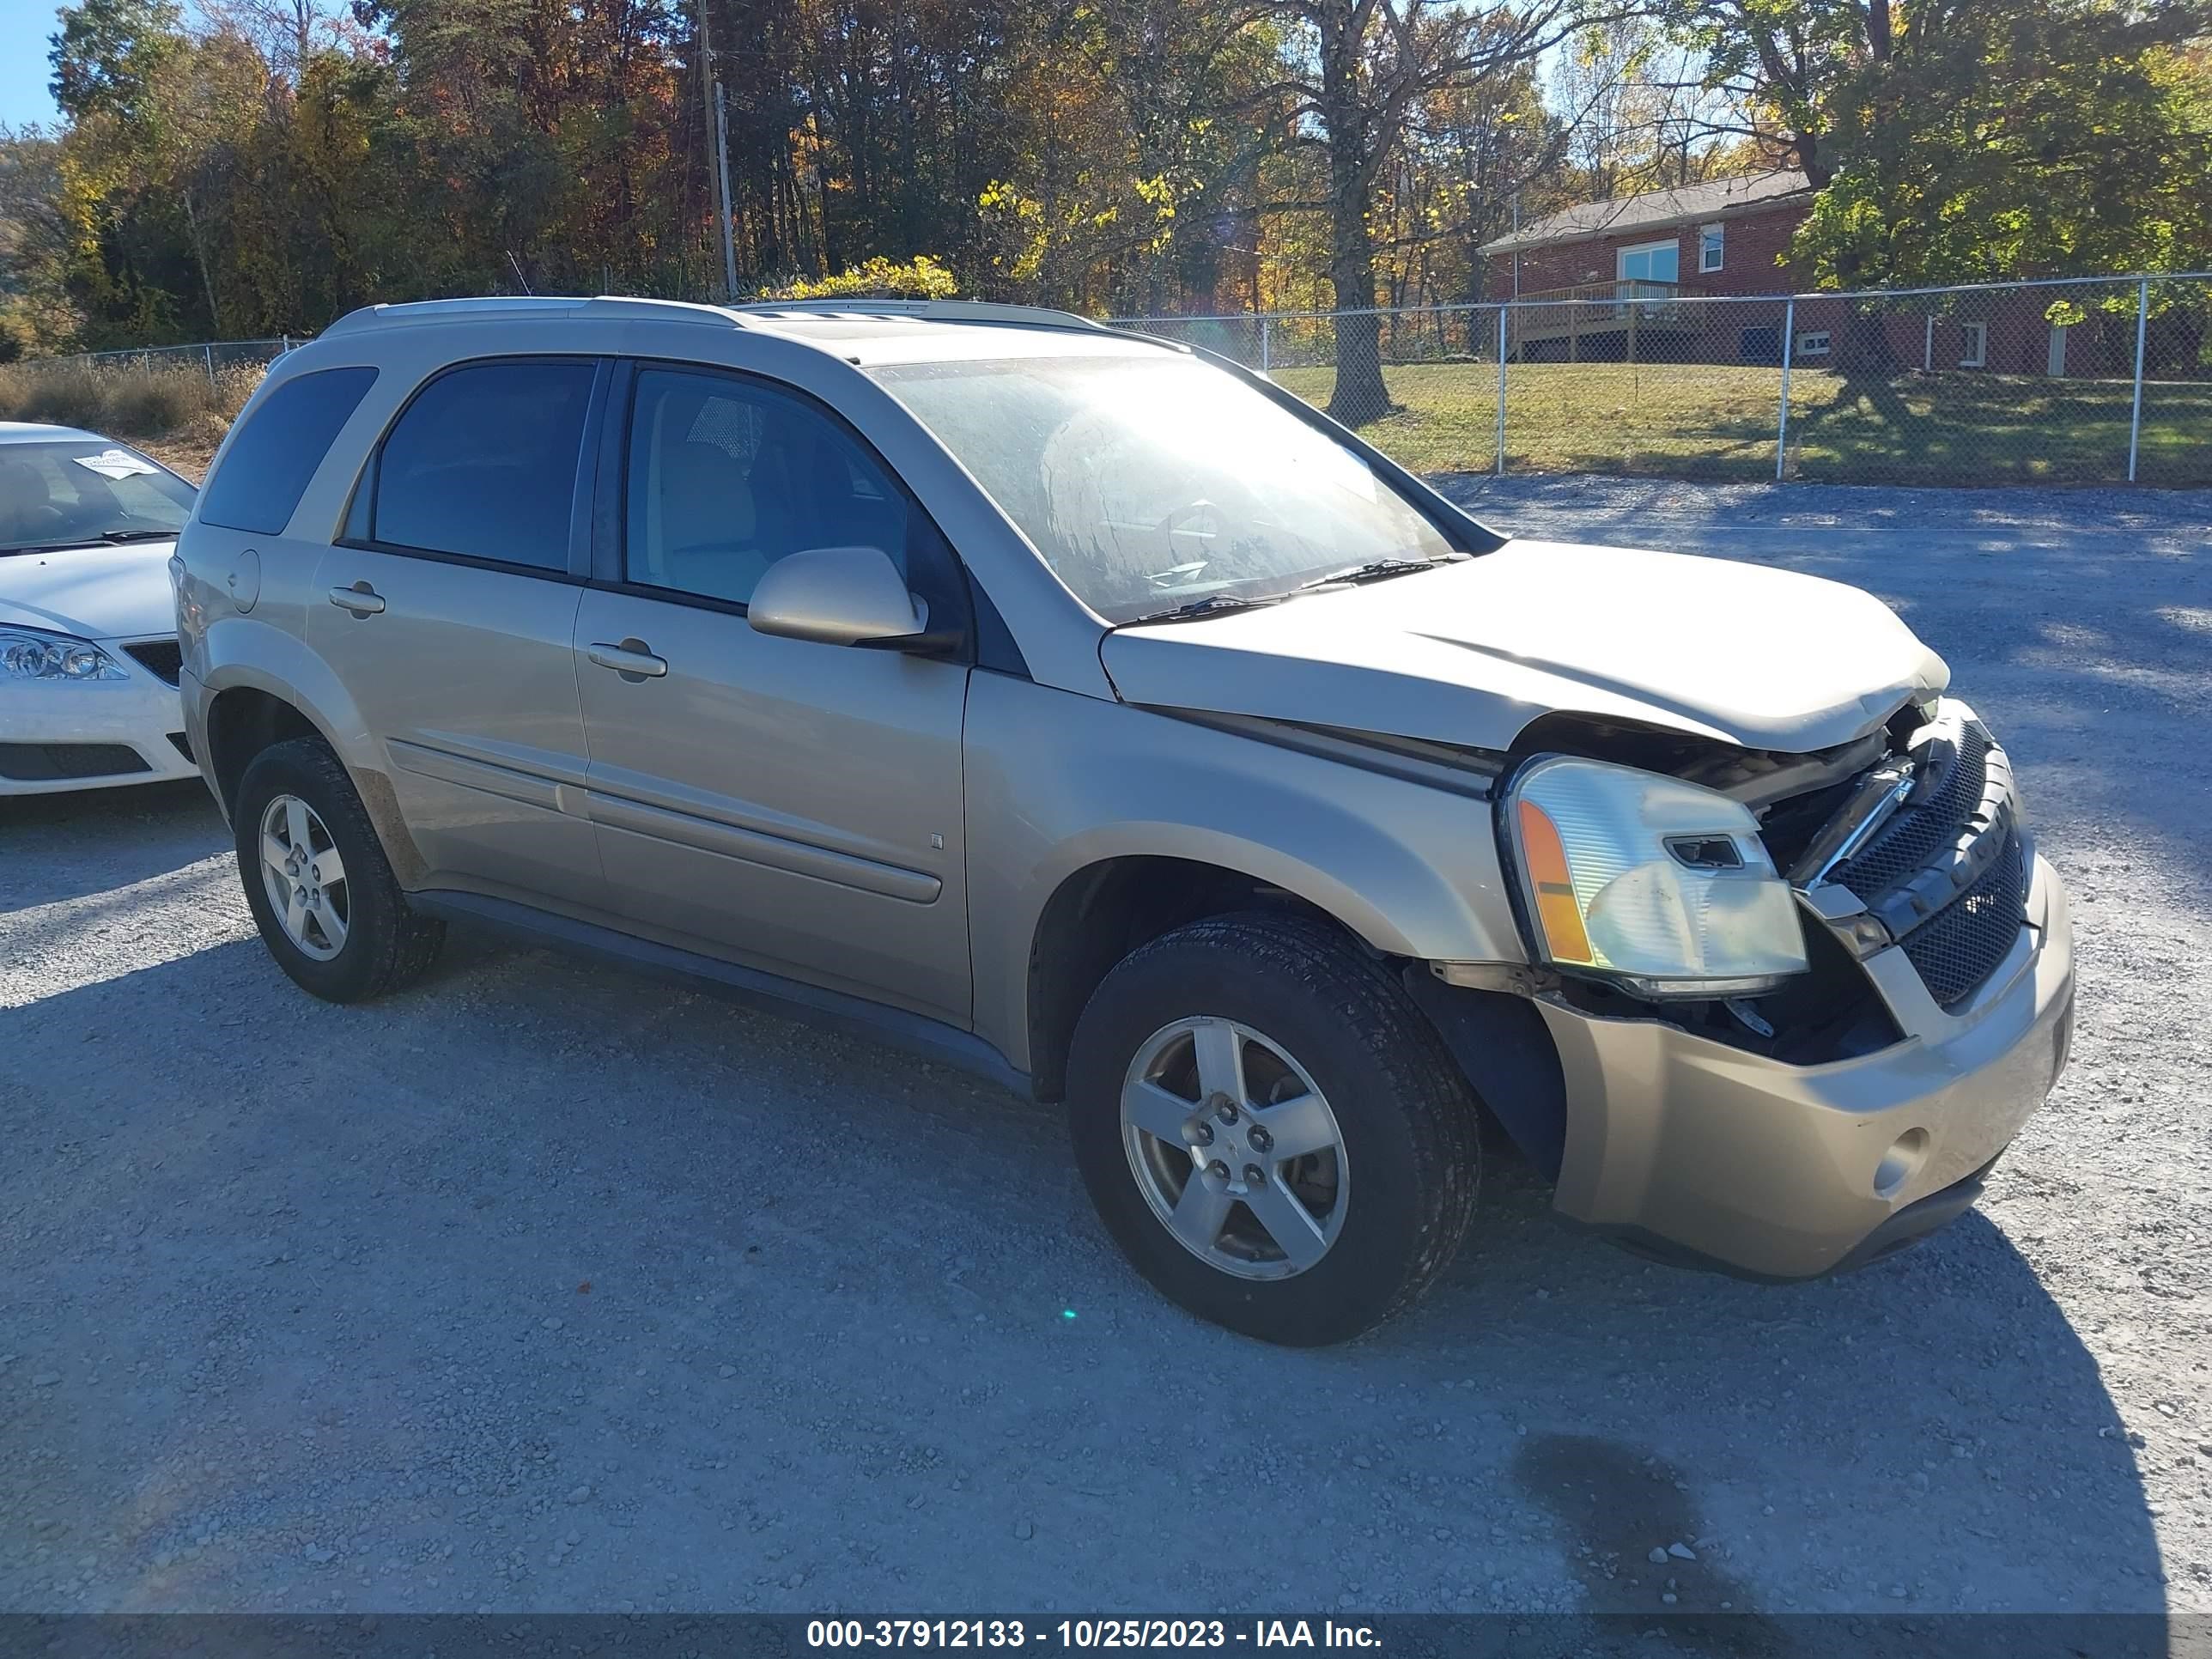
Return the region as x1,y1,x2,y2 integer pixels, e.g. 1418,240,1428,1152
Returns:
572,364,973,1024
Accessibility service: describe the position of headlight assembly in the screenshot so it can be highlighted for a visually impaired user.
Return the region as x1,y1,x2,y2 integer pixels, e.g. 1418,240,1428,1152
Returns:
1504,755,1808,999
0,626,128,682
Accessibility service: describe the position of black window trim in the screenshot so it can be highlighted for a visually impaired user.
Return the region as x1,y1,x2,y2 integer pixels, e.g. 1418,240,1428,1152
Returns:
592,356,977,662
335,353,611,584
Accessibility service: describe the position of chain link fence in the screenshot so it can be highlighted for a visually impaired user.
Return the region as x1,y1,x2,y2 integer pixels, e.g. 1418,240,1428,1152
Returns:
21,275,2209,487
41,337,306,384
1121,273,2212,489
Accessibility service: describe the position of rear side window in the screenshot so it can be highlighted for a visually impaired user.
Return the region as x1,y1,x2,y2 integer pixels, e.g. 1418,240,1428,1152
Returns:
370,360,594,571
198,366,378,534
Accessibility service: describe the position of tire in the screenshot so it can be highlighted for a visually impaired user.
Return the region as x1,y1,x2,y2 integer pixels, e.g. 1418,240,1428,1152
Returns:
232,737,446,1003
1067,912,1480,1345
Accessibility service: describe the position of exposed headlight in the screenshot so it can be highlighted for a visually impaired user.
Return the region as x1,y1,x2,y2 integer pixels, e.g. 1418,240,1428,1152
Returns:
0,626,128,682
1503,756,1808,998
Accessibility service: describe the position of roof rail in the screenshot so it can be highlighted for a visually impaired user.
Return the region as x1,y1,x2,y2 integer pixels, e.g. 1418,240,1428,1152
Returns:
320,295,744,339
733,298,1114,334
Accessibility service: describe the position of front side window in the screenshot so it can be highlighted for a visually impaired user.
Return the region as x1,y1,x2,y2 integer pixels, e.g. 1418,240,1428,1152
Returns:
623,367,909,607
0,440,195,554
872,352,1479,624
371,360,594,570
1699,223,1724,273
199,365,375,535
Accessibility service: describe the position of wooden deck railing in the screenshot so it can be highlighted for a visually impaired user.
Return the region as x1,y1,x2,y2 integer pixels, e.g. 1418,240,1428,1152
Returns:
1506,279,1687,356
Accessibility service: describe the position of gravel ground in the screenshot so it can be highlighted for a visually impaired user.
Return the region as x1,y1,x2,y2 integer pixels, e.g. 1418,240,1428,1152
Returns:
3,477,2209,1618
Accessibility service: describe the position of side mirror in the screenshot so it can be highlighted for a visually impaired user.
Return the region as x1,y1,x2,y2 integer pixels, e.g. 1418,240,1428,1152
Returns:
747,545,929,648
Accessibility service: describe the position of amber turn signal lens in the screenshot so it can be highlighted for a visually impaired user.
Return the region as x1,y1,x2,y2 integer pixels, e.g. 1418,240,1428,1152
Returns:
1516,798,1595,965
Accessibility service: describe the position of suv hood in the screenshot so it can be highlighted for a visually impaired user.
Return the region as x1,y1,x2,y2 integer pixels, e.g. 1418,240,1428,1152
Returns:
1100,539,1948,755
0,540,179,641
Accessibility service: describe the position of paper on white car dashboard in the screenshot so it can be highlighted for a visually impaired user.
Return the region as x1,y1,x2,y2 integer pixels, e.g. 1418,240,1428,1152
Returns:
73,448,159,480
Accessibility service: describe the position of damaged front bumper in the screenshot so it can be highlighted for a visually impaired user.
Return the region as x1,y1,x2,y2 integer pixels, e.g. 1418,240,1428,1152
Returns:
1535,848,2074,1279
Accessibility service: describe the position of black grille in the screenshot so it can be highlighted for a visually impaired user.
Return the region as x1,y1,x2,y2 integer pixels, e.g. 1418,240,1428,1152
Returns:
167,731,195,762
1900,830,2027,1009
0,741,152,781
124,639,183,684
1832,723,1991,898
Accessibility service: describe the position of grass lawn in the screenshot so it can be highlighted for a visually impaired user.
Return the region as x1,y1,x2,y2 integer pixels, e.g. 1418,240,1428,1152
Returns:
1270,362,2212,488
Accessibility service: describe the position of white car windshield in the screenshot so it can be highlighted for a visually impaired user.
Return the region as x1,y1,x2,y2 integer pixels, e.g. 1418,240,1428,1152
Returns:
0,440,196,555
871,353,1485,623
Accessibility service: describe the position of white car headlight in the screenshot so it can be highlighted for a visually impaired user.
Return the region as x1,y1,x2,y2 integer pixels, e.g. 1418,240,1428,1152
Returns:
0,626,128,682
1504,755,1808,998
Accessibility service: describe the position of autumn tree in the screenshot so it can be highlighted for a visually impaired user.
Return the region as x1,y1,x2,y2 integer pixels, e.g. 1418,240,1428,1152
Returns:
1262,0,1638,425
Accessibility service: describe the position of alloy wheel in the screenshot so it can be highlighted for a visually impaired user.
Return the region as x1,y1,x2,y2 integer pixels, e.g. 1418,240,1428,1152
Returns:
1120,1016,1349,1281
258,793,349,961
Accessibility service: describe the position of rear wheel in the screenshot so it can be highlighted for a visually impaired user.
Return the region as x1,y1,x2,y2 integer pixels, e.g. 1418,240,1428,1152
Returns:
233,738,445,1003
1068,913,1480,1345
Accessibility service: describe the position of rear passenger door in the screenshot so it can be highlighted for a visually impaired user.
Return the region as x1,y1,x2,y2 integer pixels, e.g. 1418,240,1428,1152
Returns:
571,363,973,1024
309,356,610,909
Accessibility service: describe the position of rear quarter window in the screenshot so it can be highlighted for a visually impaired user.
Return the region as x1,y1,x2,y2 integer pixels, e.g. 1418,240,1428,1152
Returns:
198,366,379,535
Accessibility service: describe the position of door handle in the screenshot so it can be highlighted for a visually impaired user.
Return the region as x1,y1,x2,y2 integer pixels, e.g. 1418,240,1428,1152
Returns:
328,583,386,616
586,639,668,679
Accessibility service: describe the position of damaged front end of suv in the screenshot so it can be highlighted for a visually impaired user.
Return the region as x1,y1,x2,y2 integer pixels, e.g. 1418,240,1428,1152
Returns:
1449,693,2071,1280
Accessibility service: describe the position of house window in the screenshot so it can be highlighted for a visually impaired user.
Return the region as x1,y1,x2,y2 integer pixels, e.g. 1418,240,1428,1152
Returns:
1960,322,1988,368
1794,331,1831,358
1616,239,1680,289
1699,223,1724,273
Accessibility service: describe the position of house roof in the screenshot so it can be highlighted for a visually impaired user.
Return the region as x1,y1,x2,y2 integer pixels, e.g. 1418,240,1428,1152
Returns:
1480,169,1812,255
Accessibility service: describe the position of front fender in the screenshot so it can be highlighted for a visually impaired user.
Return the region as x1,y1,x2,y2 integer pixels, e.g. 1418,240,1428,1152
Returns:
963,673,1525,1070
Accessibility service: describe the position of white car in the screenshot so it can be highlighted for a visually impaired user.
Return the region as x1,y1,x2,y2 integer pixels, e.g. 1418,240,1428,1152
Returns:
1,422,200,794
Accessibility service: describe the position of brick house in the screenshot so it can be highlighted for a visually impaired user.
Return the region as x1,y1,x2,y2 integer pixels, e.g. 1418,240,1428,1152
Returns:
1479,170,2106,376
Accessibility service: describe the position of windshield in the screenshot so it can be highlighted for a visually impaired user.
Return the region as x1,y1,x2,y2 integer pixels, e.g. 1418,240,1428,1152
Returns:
0,440,196,555
871,353,1482,623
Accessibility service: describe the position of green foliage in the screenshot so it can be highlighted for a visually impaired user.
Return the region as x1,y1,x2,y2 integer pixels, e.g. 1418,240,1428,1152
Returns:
764,255,960,301
1667,0,2212,289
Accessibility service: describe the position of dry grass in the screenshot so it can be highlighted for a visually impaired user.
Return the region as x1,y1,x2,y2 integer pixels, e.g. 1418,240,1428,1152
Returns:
0,358,260,483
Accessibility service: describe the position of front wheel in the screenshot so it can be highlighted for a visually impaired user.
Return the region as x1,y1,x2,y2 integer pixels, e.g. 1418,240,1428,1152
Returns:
1067,913,1480,1345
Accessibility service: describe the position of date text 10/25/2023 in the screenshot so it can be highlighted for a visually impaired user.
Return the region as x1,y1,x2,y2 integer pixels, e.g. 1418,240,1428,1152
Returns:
805,1620,1382,1649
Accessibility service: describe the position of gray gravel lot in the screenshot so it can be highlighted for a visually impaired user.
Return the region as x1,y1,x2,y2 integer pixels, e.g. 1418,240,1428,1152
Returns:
3,477,2209,1618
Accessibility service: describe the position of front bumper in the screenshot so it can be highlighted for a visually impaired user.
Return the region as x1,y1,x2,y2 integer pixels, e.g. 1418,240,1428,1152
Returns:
1536,849,2074,1279
0,639,198,795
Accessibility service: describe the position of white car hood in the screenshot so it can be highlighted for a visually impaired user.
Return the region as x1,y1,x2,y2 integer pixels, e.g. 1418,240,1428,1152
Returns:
1100,539,1948,754
0,540,179,641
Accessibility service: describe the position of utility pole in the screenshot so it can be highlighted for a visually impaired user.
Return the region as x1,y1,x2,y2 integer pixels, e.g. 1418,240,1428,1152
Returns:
714,81,738,301
698,0,737,301
1510,192,1521,301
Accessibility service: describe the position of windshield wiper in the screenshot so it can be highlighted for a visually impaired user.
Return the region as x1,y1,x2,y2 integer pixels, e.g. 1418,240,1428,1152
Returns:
1295,557,1443,592
1121,592,1284,625
0,530,178,556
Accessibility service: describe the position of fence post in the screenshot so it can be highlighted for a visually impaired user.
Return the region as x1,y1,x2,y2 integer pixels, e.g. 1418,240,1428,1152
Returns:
2127,277,2149,483
1260,317,1272,374
204,343,216,388
1494,306,1508,477
1774,297,1796,483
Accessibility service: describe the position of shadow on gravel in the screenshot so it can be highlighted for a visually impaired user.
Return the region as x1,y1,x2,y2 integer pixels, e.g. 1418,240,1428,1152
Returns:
0,780,225,911
1,928,2165,1617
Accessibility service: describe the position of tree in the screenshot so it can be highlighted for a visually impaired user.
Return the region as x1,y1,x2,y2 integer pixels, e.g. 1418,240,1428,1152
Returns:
1664,0,2212,289
49,0,183,125
1261,0,1632,425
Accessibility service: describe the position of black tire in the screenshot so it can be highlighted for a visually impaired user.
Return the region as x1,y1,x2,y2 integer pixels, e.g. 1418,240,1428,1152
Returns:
1067,912,1480,1345
232,737,445,1003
